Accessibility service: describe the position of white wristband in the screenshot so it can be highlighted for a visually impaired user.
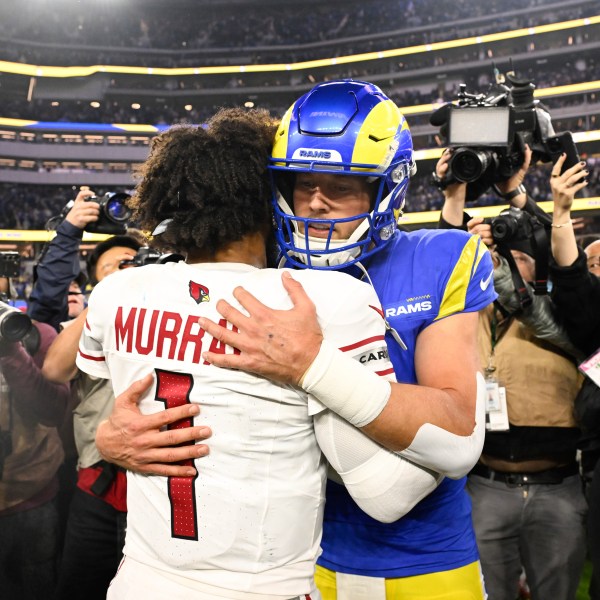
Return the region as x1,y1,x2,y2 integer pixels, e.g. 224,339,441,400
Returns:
301,339,391,428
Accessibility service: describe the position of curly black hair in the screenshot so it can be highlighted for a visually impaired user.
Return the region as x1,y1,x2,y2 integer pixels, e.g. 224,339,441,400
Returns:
130,107,279,256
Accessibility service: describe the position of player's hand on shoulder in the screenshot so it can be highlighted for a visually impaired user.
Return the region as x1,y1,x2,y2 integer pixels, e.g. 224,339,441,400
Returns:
201,271,323,386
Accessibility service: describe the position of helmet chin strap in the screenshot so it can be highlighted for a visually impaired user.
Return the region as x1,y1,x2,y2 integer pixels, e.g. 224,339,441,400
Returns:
291,230,364,268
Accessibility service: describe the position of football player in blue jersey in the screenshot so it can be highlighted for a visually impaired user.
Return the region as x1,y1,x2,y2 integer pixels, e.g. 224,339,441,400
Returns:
97,80,497,599
199,80,497,599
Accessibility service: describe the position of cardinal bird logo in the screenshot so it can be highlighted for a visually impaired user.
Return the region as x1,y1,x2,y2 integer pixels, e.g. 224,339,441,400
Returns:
189,281,210,304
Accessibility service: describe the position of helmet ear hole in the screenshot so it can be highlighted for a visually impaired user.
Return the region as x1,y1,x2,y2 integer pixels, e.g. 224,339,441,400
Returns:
274,172,295,206
370,179,384,212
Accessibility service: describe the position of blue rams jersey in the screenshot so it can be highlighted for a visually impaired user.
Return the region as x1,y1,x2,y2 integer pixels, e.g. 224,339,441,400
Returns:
317,227,497,578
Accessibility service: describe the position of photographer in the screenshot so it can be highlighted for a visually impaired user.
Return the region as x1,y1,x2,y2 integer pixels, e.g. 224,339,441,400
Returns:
28,187,98,332
0,275,71,600
27,189,138,592
547,154,600,599
436,150,587,600
27,186,145,600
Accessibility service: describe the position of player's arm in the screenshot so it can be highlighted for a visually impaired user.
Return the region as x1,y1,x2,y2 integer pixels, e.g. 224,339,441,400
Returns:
361,311,485,477
42,307,87,383
303,277,443,522
315,408,443,523
201,271,485,478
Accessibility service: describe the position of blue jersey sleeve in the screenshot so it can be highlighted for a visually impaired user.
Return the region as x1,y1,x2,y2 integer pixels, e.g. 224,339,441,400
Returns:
435,232,497,321
464,235,497,311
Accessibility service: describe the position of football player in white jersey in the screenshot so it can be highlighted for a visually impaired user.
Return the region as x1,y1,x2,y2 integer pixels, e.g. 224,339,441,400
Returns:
76,108,442,600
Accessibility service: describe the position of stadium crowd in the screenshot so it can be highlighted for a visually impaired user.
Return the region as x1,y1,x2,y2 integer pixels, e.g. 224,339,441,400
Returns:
1,157,600,231
0,59,597,143
0,0,596,67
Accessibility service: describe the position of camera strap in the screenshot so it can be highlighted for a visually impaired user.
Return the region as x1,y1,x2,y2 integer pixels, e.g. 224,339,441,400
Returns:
496,215,549,308
496,244,532,310
22,326,41,357
0,373,13,480
531,225,549,296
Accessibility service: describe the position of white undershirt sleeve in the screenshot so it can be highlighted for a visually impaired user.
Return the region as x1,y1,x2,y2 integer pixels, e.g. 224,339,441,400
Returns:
397,372,487,479
314,408,443,523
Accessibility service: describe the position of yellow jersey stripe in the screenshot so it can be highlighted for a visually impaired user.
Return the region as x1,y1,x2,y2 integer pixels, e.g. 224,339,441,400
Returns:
435,235,481,321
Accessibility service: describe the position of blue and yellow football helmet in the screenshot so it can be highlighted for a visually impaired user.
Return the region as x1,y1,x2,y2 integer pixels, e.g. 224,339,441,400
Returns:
269,79,415,269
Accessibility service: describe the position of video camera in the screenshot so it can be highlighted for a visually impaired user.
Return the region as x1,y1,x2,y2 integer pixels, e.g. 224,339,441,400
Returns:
0,251,20,279
119,246,184,268
0,252,32,343
430,67,581,201
51,192,133,235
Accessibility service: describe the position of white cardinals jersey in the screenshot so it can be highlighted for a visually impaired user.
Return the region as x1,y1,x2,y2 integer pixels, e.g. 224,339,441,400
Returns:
77,262,393,599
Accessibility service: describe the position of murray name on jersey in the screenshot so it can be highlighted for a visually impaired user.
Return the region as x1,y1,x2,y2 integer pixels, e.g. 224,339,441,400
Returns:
113,305,239,364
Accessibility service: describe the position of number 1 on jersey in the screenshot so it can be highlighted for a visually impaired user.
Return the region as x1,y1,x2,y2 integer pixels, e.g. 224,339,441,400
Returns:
155,369,199,540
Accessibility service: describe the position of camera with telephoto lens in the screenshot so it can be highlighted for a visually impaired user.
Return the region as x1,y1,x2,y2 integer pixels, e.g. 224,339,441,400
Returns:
84,192,132,235
484,206,551,302
119,246,184,268
0,299,32,343
430,67,581,201
51,192,133,235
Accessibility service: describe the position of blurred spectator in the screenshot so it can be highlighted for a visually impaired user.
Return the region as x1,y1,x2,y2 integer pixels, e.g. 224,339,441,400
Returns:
0,275,72,600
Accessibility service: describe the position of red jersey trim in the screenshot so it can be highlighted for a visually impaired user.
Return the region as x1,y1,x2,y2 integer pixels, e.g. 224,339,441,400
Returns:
339,335,385,352
78,349,106,362
376,367,395,377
